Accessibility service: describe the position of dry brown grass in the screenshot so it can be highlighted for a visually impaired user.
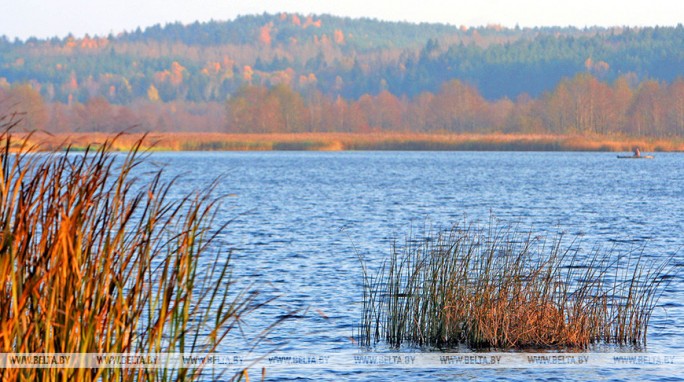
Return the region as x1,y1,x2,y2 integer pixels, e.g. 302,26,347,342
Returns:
0,128,277,381
359,221,677,350
15,131,684,152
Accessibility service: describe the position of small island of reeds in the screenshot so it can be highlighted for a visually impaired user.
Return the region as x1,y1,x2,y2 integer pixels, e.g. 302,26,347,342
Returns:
359,222,677,350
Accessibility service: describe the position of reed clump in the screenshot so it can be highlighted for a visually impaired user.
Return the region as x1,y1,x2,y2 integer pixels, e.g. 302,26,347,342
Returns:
21,131,684,152
0,128,270,381
359,221,676,350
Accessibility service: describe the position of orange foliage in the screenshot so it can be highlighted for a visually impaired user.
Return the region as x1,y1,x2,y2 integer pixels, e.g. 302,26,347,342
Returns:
259,24,273,46
64,36,77,49
170,62,185,86
222,76,684,139
334,30,345,45
304,16,322,28
154,71,170,83
79,35,108,49
242,65,253,83
201,62,222,76
585,58,610,78
320,34,331,45
299,73,317,87
80,37,97,49
67,72,78,91
155,62,186,86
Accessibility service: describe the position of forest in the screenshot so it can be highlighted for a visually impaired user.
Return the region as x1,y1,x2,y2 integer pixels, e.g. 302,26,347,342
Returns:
2,13,684,138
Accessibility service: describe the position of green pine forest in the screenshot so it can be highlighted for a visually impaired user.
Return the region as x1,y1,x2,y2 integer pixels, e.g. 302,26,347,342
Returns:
2,13,684,139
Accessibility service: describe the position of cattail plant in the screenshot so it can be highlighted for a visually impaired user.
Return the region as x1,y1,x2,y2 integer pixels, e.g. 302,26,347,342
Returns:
359,220,677,350
0,126,274,381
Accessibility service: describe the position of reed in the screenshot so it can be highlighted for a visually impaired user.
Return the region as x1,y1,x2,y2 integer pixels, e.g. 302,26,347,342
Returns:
359,220,677,350
0,127,273,381
19,131,684,152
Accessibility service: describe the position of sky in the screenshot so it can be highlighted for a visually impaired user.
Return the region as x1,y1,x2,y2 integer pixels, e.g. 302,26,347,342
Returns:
2,0,683,40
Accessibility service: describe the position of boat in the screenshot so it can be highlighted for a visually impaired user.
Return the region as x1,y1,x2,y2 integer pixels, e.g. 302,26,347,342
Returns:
617,154,654,159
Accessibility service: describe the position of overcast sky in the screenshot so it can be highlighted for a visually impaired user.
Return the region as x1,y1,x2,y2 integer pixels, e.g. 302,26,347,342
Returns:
2,0,683,40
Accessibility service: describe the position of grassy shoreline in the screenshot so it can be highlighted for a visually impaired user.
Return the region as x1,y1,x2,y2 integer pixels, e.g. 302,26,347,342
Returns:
15,132,684,152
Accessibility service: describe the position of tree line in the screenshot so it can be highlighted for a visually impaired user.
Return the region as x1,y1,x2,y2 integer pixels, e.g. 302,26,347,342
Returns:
3,14,684,137
2,72,684,138
3,14,684,105
225,73,684,137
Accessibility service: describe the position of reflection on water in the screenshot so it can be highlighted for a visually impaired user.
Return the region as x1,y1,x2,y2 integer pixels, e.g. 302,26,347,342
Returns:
141,151,684,380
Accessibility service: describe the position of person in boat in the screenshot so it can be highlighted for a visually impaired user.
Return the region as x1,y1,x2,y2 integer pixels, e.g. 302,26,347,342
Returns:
634,147,641,157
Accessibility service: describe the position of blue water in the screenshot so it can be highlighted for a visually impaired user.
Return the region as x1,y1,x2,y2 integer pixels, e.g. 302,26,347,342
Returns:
143,151,684,381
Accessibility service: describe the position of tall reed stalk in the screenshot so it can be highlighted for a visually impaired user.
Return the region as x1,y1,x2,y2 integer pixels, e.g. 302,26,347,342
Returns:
0,127,271,381
359,221,677,350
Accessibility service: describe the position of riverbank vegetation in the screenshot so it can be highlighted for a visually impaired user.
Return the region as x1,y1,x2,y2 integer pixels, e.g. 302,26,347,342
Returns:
0,128,272,381
5,74,684,141
16,131,684,152
359,222,677,349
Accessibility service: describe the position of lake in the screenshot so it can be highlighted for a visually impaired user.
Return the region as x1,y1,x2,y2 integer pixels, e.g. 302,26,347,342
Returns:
144,151,684,381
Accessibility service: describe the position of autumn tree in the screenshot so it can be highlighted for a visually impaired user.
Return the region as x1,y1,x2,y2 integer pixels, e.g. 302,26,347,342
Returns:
302,88,327,132
665,79,684,137
601,75,632,135
429,80,486,132
405,92,434,132
265,84,306,132
325,96,349,132
226,85,268,133
484,98,514,133
349,94,374,132
504,93,544,133
75,96,117,132
45,102,72,133
0,84,48,131
627,80,665,137
365,90,404,131
225,84,306,133
554,73,614,134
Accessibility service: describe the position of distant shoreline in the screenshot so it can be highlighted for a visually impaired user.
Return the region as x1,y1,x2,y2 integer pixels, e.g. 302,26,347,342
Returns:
19,132,684,153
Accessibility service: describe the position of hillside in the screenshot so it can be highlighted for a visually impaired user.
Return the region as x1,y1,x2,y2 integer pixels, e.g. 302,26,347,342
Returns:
2,14,684,139
4,14,684,103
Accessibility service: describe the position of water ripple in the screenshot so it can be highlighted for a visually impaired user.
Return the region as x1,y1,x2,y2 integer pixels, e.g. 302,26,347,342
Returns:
142,151,684,380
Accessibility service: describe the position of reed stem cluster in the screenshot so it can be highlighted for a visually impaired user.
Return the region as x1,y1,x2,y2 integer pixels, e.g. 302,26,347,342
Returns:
360,222,675,350
0,129,266,381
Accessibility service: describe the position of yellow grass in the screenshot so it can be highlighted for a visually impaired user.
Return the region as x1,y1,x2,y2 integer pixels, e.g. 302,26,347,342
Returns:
15,132,684,152
0,131,273,381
